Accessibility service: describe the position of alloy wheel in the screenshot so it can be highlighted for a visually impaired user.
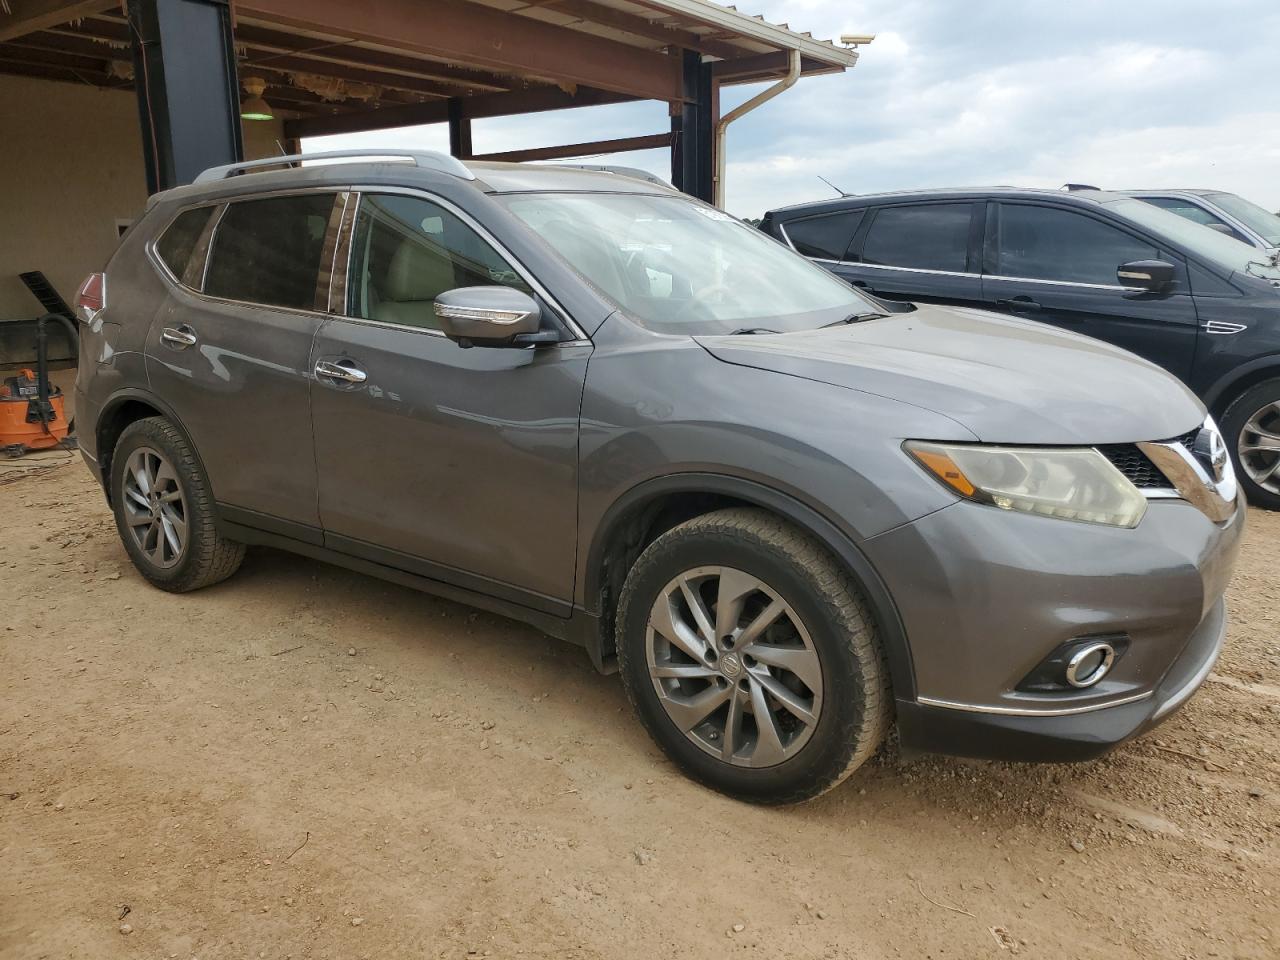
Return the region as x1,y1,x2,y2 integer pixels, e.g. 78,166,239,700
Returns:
1238,400,1280,495
646,565,823,768
121,446,188,569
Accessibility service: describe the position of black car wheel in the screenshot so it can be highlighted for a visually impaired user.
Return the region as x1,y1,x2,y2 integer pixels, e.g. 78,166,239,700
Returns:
616,508,891,804
1222,379,1280,510
110,417,245,591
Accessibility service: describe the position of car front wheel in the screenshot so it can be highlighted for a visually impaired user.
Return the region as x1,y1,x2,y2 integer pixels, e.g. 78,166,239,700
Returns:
616,508,891,804
1222,378,1280,510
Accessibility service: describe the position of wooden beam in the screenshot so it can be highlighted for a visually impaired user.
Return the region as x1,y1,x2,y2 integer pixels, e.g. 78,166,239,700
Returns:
0,0,114,42
513,0,743,61
472,132,672,163
710,50,841,84
284,84,635,139
236,0,683,102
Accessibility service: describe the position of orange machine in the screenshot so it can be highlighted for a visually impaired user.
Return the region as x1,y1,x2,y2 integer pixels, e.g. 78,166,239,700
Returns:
0,312,77,457
0,367,69,453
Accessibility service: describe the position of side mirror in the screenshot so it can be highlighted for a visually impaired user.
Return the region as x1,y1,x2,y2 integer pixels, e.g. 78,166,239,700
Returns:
1116,259,1175,293
1205,223,1235,237
433,286,548,347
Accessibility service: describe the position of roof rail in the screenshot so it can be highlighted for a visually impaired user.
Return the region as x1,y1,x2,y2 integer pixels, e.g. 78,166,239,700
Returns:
193,149,475,184
552,163,670,187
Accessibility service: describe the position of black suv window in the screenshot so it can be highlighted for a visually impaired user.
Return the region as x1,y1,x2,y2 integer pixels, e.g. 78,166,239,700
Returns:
1142,197,1248,244
204,193,337,309
860,203,972,272
347,193,532,330
783,210,864,261
155,206,214,281
995,204,1158,286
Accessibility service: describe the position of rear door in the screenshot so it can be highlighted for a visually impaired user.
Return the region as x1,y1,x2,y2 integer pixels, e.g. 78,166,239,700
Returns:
145,190,341,534
309,190,588,611
982,201,1200,382
840,201,984,307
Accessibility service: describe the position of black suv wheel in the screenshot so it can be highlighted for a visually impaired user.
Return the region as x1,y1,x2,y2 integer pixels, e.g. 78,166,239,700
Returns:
616,508,891,804
1222,379,1280,510
110,417,245,591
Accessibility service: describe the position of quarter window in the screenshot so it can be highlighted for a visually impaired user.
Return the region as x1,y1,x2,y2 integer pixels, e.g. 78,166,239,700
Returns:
859,203,973,272
995,204,1159,286
347,194,531,330
203,193,337,309
783,210,864,261
155,206,214,281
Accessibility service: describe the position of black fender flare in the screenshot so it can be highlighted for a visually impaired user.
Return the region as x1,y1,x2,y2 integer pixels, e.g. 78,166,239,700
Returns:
1202,353,1280,413
583,472,917,701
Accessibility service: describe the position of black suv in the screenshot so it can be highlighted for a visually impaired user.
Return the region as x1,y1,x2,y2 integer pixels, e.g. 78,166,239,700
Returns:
761,188,1280,508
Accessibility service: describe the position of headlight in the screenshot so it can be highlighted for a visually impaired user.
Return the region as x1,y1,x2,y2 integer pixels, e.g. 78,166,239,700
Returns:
904,441,1147,528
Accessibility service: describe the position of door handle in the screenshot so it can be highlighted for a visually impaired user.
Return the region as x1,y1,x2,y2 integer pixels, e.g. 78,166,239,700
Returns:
314,358,367,384
851,279,874,290
160,325,197,348
995,297,1041,313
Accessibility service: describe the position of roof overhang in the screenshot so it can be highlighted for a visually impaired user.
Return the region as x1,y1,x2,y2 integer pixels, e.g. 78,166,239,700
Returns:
0,0,859,138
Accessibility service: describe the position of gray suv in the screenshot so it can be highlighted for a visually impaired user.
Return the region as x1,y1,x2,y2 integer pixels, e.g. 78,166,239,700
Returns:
74,151,1244,803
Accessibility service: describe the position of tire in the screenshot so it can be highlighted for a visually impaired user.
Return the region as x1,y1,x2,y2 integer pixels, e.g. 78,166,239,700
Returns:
109,416,245,592
1221,378,1280,510
616,508,891,804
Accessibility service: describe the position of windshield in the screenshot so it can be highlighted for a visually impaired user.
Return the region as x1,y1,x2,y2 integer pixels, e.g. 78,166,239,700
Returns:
1204,192,1280,246
498,192,876,334
1101,196,1280,278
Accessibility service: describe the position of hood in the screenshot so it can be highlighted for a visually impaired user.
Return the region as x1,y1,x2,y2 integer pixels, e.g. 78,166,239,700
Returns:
696,304,1204,445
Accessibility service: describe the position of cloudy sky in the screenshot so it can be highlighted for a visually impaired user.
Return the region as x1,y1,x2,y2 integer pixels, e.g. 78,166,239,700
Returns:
310,0,1280,219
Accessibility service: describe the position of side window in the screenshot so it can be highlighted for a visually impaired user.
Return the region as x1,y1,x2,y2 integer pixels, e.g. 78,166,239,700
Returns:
155,206,214,281
204,193,337,309
347,193,532,330
1142,197,1248,243
995,204,1159,286
859,203,972,272
783,210,864,261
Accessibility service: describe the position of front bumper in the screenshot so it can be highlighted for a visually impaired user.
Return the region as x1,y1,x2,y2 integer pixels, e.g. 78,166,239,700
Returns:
863,495,1244,762
895,596,1226,762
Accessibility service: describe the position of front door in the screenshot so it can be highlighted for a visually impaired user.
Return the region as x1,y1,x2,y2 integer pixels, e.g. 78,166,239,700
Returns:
982,201,1200,383
310,191,589,611
145,191,340,531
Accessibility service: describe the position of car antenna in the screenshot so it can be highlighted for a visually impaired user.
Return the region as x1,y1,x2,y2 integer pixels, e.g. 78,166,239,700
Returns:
817,175,852,198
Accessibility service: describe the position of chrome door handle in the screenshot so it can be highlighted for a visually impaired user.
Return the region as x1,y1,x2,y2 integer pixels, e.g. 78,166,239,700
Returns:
160,325,197,348
314,359,367,384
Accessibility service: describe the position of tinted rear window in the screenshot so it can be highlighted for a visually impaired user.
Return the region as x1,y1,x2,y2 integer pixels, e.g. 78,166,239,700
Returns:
155,206,214,281
860,203,972,271
783,210,863,260
204,194,336,309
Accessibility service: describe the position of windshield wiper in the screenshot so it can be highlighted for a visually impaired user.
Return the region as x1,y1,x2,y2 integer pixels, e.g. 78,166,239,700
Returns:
821,311,887,328
727,327,783,335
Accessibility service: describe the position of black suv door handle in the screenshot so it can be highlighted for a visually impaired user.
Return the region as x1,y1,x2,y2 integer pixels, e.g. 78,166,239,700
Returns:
851,279,874,290
995,296,1041,313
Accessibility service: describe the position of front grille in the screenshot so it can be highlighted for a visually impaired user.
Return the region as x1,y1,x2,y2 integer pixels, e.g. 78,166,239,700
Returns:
1098,426,1203,490
1098,444,1170,488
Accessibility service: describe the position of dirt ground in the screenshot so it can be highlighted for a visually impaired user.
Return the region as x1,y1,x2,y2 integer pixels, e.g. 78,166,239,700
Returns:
1,455,1277,960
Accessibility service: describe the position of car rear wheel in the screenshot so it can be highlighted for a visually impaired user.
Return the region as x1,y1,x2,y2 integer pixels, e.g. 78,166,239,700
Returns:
616,508,891,804
110,417,245,591
1222,379,1280,510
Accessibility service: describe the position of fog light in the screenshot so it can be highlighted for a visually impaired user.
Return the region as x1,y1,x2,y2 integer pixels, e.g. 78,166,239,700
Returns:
1065,642,1115,688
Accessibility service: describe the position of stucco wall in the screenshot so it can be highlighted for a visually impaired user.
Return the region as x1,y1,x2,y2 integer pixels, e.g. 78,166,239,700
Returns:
0,74,284,363
0,76,147,324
